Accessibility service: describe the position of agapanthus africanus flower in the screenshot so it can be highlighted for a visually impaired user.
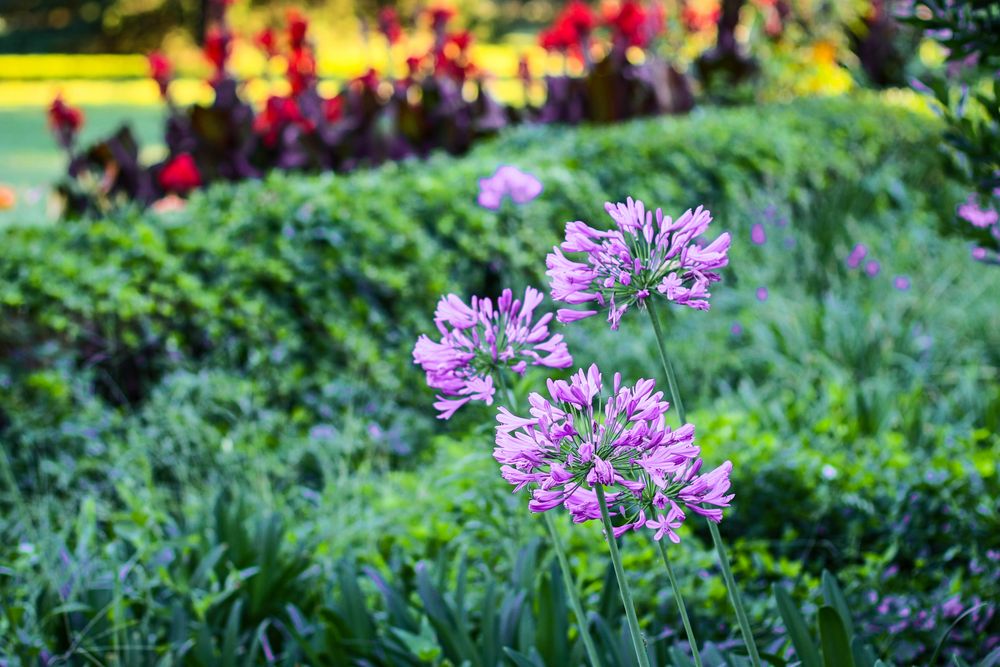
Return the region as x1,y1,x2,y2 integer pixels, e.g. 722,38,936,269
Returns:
547,198,731,329
494,364,733,540
414,287,572,419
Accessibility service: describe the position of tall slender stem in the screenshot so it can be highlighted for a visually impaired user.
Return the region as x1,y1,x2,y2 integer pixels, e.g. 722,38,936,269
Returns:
499,373,604,667
543,511,605,667
595,485,650,667
645,301,762,667
654,526,703,667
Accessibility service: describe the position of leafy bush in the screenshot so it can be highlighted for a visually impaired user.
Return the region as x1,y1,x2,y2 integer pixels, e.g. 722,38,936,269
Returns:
3,94,998,664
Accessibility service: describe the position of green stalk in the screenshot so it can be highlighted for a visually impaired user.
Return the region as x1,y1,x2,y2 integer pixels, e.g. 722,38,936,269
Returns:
595,485,651,667
499,373,604,667
645,301,762,667
654,526,703,667
543,511,605,667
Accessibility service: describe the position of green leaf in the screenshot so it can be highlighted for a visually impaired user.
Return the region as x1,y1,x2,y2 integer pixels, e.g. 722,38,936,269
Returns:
820,570,853,637
774,585,821,667
818,606,855,667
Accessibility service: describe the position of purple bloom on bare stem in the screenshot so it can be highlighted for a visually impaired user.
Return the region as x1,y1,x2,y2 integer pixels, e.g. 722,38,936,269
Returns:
546,198,730,330
414,287,572,419
494,364,734,541
477,165,544,210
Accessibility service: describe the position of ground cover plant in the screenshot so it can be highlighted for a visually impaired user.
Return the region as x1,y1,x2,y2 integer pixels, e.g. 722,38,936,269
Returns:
1,93,998,665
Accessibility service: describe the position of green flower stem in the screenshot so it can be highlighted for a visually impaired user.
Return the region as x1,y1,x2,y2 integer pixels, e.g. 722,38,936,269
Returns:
543,511,605,667
645,301,762,667
595,484,651,667
499,373,604,667
654,525,703,667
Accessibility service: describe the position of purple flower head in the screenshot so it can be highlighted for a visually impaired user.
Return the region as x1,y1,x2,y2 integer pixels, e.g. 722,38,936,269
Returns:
846,243,868,269
756,286,769,302
957,194,998,229
547,198,730,329
893,275,911,291
865,259,881,277
414,287,572,419
494,364,734,541
478,165,543,210
750,223,766,245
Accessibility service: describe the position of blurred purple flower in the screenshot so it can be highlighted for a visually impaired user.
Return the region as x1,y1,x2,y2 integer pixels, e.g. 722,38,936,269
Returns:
957,194,998,229
756,286,768,302
750,223,766,245
865,260,881,277
494,364,733,540
846,243,868,269
730,322,743,336
547,198,730,329
414,287,572,419
893,275,911,290
477,165,543,210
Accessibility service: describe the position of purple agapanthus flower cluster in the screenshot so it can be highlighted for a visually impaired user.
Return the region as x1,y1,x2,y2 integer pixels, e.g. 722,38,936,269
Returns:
494,364,733,541
478,165,544,210
547,198,731,329
413,287,572,419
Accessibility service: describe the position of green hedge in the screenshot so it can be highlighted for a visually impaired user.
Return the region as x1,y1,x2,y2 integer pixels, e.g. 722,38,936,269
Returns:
0,95,951,448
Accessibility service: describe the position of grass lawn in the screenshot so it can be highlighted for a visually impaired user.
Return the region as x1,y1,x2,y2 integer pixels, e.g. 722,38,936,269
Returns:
0,105,164,224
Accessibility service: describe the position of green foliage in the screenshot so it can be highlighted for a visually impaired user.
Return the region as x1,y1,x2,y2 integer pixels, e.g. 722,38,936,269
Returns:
1,94,998,664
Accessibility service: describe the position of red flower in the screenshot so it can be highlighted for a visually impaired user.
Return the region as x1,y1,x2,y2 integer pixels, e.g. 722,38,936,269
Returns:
354,68,380,91
447,30,472,51
147,51,172,97
287,47,317,96
427,5,455,31
255,27,279,58
254,96,315,147
559,0,596,40
377,7,403,44
605,0,651,48
323,95,344,123
204,25,231,77
47,94,84,149
286,9,309,51
406,55,423,77
539,23,577,52
158,153,202,194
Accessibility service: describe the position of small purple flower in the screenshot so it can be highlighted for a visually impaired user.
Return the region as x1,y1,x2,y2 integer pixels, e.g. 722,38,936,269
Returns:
865,260,881,277
730,322,743,336
414,287,572,419
942,595,964,618
494,364,733,541
756,286,768,302
846,243,868,269
477,165,543,210
972,246,988,261
750,223,766,245
547,198,730,329
893,275,911,290
957,194,998,229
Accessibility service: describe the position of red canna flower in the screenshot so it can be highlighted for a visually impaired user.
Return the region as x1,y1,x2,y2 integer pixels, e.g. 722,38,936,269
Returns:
204,25,231,77
447,30,472,51
286,9,309,51
605,0,651,48
377,7,403,44
255,27,279,58
158,153,202,194
427,5,455,32
147,51,172,97
323,94,344,123
287,47,316,96
47,94,84,149
559,0,596,40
